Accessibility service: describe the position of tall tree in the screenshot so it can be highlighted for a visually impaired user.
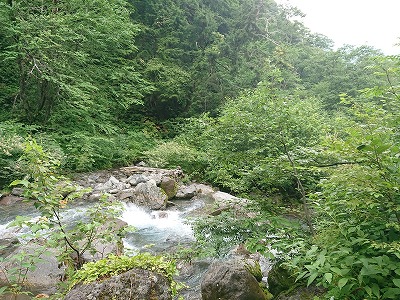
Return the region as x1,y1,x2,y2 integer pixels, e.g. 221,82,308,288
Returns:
0,0,148,131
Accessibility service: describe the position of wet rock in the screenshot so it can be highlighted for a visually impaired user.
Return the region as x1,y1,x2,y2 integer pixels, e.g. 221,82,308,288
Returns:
149,173,163,185
94,180,113,191
131,179,168,210
127,174,149,186
65,268,172,300
109,176,119,185
117,188,135,201
109,189,120,194
0,238,20,257
275,286,325,300
88,193,103,201
267,263,296,296
83,218,127,261
93,176,127,192
0,242,64,295
157,211,168,219
209,206,231,216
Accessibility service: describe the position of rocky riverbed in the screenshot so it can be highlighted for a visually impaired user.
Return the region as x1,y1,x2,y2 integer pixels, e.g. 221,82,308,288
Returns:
0,164,276,299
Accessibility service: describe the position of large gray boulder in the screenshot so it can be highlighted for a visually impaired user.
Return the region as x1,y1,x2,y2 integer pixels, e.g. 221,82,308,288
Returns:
201,260,269,300
175,183,214,199
131,179,168,210
0,218,127,295
0,242,64,295
64,268,172,300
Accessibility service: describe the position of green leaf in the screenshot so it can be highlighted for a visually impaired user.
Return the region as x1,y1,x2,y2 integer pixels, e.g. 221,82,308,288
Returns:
360,265,380,276
10,179,30,187
0,286,8,294
324,272,332,284
383,288,400,299
330,267,342,275
338,277,348,289
295,271,308,282
365,285,372,296
372,284,380,298
307,272,318,287
393,278,400,288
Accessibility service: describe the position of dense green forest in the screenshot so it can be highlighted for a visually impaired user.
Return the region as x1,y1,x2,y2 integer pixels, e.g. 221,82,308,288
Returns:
1,0,399,299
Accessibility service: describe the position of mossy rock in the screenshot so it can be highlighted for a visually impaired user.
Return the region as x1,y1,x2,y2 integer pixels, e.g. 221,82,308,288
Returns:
160,177,178,199
245,260,263,282
245,261,273,300
267,263,296,296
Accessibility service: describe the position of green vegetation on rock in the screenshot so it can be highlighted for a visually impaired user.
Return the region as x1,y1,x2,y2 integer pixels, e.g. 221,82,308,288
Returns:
69,253,182,296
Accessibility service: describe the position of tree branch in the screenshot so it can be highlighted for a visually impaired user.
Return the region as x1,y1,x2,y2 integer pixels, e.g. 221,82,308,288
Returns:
280,134,315,235
52,208,82,269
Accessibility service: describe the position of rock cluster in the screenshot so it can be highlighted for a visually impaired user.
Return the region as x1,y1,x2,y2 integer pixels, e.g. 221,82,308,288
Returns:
1,164,263,300
76,166,184,210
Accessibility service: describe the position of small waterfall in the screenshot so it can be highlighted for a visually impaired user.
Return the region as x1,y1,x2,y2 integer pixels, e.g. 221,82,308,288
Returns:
121,201,196,253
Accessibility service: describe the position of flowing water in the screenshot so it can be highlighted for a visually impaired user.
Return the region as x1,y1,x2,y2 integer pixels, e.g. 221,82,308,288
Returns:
0,197,211,299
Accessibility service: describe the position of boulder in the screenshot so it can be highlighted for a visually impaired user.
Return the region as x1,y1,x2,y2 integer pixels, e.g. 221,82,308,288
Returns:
0,219,127,294
82,218,127,261
211,191,242,205
0,195,23,206
131,179,168,210
11,187,24,196
64,268,172,300
175,183,214,199
160,176,178,199
94,176,125,192
267,263,296,296
275,286,325,300
201,260,270,300
209,206,231,216
94,180,113,191
88,193,103,202
0,242,64,295
117,188,135,201
0,238,20,257
127,174,149,186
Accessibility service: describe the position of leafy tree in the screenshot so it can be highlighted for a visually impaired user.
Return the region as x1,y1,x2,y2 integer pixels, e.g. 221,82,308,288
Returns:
129,0,315,118
0,0,148,130
286,44,385,109
205,80,323,194
289,56,400,299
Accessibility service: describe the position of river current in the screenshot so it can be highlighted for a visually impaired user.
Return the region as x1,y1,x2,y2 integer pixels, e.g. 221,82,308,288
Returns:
0,197,211,299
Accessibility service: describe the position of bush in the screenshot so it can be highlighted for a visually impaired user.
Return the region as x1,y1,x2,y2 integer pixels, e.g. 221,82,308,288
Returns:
0,121,36,189
51,128,157,172
146,141,209,175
